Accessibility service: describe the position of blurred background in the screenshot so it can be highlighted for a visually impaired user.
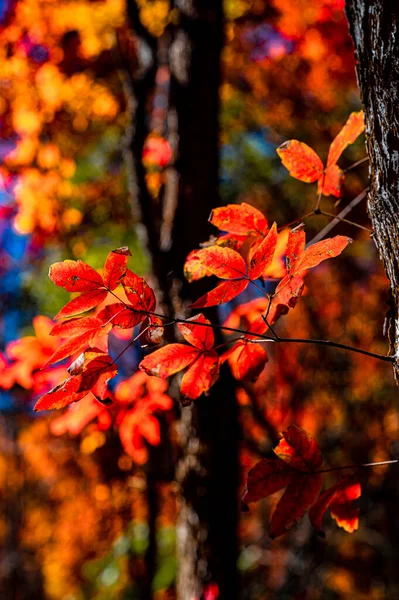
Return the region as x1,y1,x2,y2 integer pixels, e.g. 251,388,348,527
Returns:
0,0,398,598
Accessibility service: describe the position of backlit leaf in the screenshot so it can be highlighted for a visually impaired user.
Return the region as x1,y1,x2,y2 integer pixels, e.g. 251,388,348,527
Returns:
49,259,104,292
122,270,156,313
180,350,220,401
209,202,268,236
193,246,247,279
309,475,361,535
277,140,323,182
327,110,365,168
248,222,278,280
139,344,199,379
274,425,323,472
54,289,108,320
103,246,132,290
190,279,249,308
177,313,214,351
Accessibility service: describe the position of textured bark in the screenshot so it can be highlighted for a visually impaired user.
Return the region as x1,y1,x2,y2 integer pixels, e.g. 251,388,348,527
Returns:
346,1,399,373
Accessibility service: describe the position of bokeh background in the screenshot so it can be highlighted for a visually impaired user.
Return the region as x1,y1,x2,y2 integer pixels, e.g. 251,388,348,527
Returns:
0,0,398,598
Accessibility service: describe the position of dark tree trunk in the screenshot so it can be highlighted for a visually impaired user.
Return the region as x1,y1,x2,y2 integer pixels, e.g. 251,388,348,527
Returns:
125,2,240,598
346,0,399,373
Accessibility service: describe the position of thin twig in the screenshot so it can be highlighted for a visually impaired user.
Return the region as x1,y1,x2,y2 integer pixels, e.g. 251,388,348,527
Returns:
319,209,372,233
308,189,368,244
343,156,368,172
316,459,398,474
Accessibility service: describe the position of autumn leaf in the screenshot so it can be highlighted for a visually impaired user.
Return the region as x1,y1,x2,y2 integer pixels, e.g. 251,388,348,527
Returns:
122,269,156,313
209,202,268,236
248,222,278,280
192,246,247,279
221,339,268,382
277,111,364,197
309,476,361,535
34,350,117,411
49,259,104,292
140,314,220,401
242,426,326,538
102,246,132,290
277,140,324,183
190,279,249,309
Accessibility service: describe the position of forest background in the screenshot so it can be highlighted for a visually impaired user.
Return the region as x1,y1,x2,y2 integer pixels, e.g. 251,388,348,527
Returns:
0,0,398,599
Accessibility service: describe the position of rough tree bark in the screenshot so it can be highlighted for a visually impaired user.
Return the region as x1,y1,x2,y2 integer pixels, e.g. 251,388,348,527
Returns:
346,1,399,372
124,2,240,598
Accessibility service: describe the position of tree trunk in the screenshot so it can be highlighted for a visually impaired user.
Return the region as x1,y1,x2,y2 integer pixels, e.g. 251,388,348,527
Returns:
125,2,240,598
346,0,399,373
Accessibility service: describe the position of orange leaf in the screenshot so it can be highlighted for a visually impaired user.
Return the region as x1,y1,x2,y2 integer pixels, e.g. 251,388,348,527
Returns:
139,344,199,378
180,350,220,401
49,259,104,292
248,222,278,280
54,289,108,320
242,459,293,506
222,339,268,381
286,224,306,274
177,313,214,351
122,270,156,313
293,236,352,273
274,425,323,472
277,140,323,182
103,246,132,290
269,473,322,538
33,376,91,411
319,163,343,198
209,202,268,236
309,475,361,535
190,279,249,308
327,110,365,168
193,246,247,279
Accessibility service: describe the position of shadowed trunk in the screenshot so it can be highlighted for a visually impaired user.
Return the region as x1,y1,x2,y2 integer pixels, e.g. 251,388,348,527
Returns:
125,1,240,598
346,0,399,375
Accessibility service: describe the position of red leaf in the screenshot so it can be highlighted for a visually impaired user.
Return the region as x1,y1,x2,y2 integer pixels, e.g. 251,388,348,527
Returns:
293,236,352,273
222,340,268,381
45,327,102,366
177,313,214,351
33,375,91,411
269,473,322,538
49,260,104,292
274,425,323,472
50,316,103,338
209,202,268,236
248,222,278,280
286,224,306,274
103,246,132,290
190,278,249,308
319,163,343,198
242,459,293,506
35,351,117,411
327,110,365,168
54,289,108,320
309,475,361,535
180,350,220,401
139,344,199,378
97,302,143,328
277,140,324,183
193,246,247,279
123,270,156,313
